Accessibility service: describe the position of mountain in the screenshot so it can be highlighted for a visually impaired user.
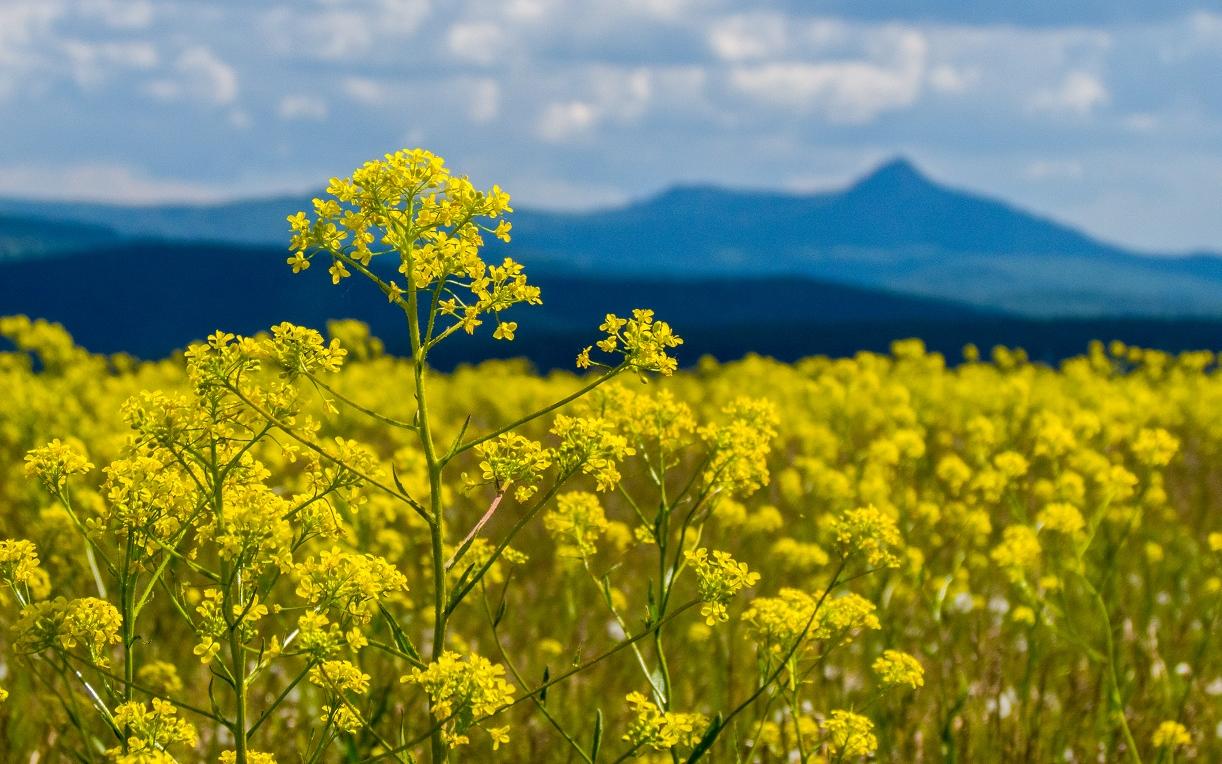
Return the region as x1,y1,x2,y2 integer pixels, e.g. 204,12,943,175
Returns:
0,241,1003,365
0,213,119,259
0,195,306,246
3,241,1220,368
1,158,1221,317
506,160,1222,316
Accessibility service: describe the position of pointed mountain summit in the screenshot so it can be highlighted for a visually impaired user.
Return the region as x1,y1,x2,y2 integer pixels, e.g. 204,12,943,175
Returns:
851,157,931,192
819,156,1111,256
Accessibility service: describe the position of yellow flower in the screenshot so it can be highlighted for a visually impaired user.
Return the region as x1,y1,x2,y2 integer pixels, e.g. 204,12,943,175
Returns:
220,752,277,764
194,636,221,664
872,649,925,689
0,539,41,585
544,491,609,558
108,699,197,760
474,433,552,501
403,651,515,749
24,438,93,491
821,710,877,758
830,505,903,568
1151,720,1191,749
1036,502,1085,536
623,692,708,751
991,525,1041,580
685,547,761,624
287,252,310,273
492,321,518,341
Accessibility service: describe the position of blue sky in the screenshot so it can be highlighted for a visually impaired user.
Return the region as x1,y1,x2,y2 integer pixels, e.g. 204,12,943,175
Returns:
1,0,1220,252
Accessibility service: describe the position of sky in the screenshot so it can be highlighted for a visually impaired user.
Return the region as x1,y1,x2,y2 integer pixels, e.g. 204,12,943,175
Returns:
0,0,1220,253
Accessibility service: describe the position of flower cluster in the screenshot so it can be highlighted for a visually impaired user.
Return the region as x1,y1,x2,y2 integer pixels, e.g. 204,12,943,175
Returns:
109,699,198,761
15,596,122,667
821,709,878,758
310,659,372,733
550,415,635,491
0,538,40,586
872,649,925,689
286,148,533,344
622,691,708,752
1152,720,1191,750
578,309,683,375
23,437,93,491
699,397,778,497
254,322,348,379
684,547,760,624
830,505,903,568
404,652,515,749
544,491,611,558
473,433,552,501
293,547,408,622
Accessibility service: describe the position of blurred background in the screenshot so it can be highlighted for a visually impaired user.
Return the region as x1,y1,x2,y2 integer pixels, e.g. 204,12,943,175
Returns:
1,0,1220,366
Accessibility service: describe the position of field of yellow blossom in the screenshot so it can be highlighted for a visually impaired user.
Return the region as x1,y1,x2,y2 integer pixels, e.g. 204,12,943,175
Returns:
0,149,1218,763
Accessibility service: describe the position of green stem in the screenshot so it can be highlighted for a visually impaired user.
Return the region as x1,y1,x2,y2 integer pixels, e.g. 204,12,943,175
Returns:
1086,581,1142,764
403,243,450,764
448,366,626,462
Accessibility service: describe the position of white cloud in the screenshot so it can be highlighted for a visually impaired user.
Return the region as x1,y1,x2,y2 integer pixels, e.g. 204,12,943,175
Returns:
1188,11,1222,48
707,14,787,62
1028,70,1108,116
927,64,979,94
342,77,386,105
1023,159,1084,181
147,46,238,106
621,0,694,21
534,66,656,141
447,22,507,65
591,67,653,121
729,30,927,123
2,0,1221,250
0,162,231,204
61,40,158,88
78,0,154,30
0,2,65,99
278,95,329,121
1122,113,1159,132
537,100,599,142
263,1,431,61
467,78,500,122
504,0,551,21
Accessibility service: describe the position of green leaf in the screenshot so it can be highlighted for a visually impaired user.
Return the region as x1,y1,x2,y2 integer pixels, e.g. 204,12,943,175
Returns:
590,708,604,762
379,603,422,663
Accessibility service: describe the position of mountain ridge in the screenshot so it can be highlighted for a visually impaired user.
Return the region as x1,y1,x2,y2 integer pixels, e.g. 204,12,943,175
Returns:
4,240,1222,369
0,240,1001,364
1,157,1220,317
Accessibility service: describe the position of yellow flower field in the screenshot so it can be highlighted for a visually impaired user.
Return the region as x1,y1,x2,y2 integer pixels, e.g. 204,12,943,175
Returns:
0,150,1218,762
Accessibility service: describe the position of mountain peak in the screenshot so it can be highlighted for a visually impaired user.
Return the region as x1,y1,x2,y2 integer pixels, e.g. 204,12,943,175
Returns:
853,157,933,192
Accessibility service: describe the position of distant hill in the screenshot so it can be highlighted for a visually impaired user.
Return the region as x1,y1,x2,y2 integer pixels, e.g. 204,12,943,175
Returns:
3,241,1220,368
507,160,1222,316
0,213,119,259
1,158,1221,317
0,196,305,247
0,241,1001,365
